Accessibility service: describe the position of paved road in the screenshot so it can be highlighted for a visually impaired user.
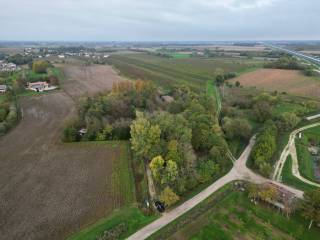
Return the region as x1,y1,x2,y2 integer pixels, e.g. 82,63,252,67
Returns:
265,44,320,66
273,122,320,187
127,136,303,240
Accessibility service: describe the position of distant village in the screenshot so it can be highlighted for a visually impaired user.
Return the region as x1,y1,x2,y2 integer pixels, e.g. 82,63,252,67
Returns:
0,60,20,72
23,47,110,60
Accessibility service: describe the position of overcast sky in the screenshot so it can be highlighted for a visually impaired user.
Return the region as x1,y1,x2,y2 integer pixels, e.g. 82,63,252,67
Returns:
0,0,319,41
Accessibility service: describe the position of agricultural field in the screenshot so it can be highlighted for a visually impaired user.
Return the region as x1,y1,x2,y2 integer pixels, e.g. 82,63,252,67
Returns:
57,64,124,98
106,53,265,90
0,93,136,240
0,60,140,240
230,69,320,99
148,184,320,240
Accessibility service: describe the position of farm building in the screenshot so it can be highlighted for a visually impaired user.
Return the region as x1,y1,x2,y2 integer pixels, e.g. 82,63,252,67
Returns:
261,182,297,211
0,85,7,93
27,81,58,92
28,82,49,92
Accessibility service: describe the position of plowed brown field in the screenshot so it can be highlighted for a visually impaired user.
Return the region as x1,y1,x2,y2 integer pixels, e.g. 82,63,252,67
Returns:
59,64,124,98
0,64,130,240
230,69,320,99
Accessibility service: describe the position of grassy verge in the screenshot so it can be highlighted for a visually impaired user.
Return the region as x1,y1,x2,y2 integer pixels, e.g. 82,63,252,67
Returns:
148,183,320,240
296,134,319,183
206,81,220,117
67,207,157,240
282,155,317,192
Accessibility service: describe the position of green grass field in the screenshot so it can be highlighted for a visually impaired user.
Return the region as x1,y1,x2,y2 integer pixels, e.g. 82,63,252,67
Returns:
206,81,220,117
169,53,191,59
107,53,265,90
272,101,310,116
282,155,317,192
67,207,157,240
296,133,320,183
148,183,320,240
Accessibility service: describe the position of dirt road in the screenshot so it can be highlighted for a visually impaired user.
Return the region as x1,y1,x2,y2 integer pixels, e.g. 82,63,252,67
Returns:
0,64,125,240
128,136,303,240
273,122,320,187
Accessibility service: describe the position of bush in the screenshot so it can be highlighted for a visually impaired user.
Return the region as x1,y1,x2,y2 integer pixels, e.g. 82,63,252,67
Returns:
222,117,252,140
97,223,128,240
0,122,7,135
5,104,18,126
63,118,81,142
197,160,219,183
278,112,300,131
0,108,8,122
32,60,50,74
159,186,180,206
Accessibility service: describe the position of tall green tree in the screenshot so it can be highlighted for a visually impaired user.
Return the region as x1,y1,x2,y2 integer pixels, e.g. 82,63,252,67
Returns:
130,112,161,160
162,160,178,185
149,155,165,181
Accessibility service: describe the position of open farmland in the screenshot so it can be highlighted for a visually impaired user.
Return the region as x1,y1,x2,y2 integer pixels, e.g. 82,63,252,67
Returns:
58,64,124,98
106,53,265,89
0,63,136,240
0,93,135,240
230,69,320,99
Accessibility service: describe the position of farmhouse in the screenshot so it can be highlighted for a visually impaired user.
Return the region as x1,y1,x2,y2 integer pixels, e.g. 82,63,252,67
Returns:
28,82,48,92
0,85,7,93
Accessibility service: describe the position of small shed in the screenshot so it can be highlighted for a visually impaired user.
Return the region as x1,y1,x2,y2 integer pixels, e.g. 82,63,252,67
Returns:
160,95,174,103
78,128,87,136
0,85,7,93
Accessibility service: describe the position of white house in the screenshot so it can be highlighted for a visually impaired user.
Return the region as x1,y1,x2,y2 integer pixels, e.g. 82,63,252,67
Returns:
28,82,49,92
27,82,57,92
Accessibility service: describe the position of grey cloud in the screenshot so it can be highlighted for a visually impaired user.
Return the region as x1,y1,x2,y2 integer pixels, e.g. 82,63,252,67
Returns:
0,0,319,41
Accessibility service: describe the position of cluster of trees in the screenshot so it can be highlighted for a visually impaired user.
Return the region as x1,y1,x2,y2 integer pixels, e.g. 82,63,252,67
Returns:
6,54,33,65
222,117,252,141
251,122,278,176
63,81,158,142
130,86,230,206
223,90,302,177
32,60,50,74
264,56,303,70
265,56,318,77
215,72,237,87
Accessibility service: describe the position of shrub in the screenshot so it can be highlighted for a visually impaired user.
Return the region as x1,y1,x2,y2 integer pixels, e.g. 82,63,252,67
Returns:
159,186,179,206
32,60,50,74
0,108,8,122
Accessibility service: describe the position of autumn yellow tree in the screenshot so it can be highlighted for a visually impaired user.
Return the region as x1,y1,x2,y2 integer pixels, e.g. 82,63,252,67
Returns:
159,187,179,206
